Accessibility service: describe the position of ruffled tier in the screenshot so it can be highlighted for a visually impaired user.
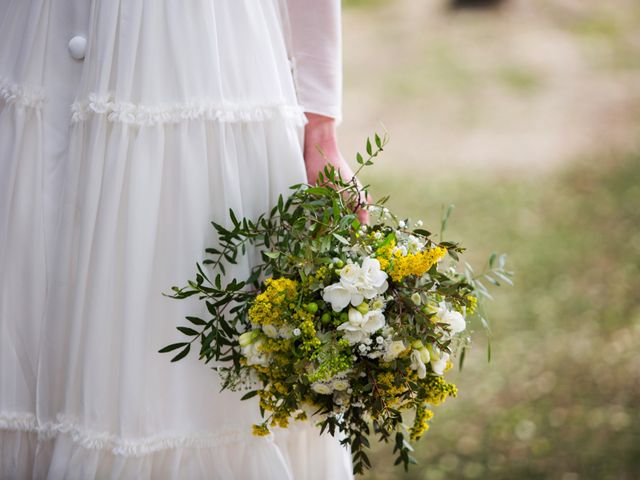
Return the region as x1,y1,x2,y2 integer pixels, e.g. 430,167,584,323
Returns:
0,412,352,480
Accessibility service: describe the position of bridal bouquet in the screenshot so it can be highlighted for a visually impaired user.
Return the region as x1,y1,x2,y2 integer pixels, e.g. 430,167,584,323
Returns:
160,133,509,474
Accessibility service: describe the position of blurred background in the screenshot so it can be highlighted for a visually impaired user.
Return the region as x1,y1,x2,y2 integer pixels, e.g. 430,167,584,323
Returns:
339,0,640,478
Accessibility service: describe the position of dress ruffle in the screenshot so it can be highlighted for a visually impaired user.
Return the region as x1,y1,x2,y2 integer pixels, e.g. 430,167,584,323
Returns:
0,412,352,480
0,76,44,110
71,93,308,126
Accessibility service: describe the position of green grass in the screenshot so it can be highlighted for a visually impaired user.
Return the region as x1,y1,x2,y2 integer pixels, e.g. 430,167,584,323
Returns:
359,150,640,479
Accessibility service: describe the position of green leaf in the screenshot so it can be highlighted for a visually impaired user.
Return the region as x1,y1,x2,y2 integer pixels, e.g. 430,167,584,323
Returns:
177,326,199,337
171,344,190,362
374,133,382,149
440,204,455,240
332,233,349,245
306,186,332,196
240,390,259,401
158,342,187,353
459,346,466,370
186,316,207,326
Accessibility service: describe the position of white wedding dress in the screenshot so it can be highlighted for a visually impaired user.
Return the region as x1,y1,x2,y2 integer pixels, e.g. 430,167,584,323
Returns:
0,1,352,478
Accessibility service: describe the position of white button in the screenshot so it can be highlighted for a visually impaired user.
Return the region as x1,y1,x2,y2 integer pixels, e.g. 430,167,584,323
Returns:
68,35,87,61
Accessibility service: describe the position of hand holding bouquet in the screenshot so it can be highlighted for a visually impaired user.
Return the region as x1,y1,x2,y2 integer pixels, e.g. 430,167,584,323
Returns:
161,133,510,474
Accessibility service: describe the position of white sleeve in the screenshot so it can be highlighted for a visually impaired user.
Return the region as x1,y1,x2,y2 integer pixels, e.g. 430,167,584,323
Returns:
284,0,343,123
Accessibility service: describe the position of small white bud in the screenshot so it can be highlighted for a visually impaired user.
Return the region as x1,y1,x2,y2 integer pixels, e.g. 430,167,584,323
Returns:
293,328,301,336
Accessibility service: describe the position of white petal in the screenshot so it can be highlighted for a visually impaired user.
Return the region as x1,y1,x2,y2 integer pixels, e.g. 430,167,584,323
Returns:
322,284,352,312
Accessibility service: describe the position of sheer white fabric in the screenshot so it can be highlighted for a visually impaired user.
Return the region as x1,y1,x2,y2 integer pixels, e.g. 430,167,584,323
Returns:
0,1,351,479
285,0,343,123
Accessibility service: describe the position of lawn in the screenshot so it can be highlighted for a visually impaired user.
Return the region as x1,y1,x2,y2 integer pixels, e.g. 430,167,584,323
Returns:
358,150,640,479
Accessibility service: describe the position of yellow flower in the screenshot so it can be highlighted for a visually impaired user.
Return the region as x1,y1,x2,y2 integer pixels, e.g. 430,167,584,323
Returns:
249,277,299,327
409,403,434,441
387,247,447,282
252,424,271,437
375,241,447,282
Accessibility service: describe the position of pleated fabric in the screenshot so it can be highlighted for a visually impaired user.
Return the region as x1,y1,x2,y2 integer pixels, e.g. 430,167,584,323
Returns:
0,1,353,478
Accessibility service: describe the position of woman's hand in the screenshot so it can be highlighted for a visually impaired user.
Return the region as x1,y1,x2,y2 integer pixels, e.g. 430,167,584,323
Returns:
303,113,371,224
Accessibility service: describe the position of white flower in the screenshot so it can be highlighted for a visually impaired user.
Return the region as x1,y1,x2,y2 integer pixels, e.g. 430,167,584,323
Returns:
262,324,278,338
322,257,388,312
382,340,406,362
398,220,406,228
371,297,386,310
358,344,368,353
279,325,294,339
292,328,301,336
311,382,333,395
410,349,427,379
239,330,260,347
336,308,386,345
429,345,450,376
406,235,424,254
434,302,466,335
332,379,350,391
376,336,384,345
321,283,353,312
241,339,269,367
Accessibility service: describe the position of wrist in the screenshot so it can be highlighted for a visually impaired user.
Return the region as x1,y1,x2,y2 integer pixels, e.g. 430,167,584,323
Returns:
304,112,338,146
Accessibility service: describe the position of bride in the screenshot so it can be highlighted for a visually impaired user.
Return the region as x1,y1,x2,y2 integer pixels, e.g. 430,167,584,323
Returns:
0,1,362,478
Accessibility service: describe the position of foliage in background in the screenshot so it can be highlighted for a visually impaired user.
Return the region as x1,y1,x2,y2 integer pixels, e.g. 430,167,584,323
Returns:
360,151,640,479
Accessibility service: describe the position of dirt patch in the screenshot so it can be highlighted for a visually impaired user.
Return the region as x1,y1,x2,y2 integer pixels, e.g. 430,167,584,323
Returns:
341,0,640,178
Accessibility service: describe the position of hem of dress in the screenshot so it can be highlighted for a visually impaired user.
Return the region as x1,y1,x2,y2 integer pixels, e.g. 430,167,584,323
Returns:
0,411,272,457
71,93,309,127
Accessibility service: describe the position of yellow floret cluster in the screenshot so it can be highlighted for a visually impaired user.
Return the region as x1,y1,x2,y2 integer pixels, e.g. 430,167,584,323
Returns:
409,403,434,441
374,239,396,272
376,372,410,407
388,247,448,282
423,375,458,406
375,239,447,282
248,277,298,326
